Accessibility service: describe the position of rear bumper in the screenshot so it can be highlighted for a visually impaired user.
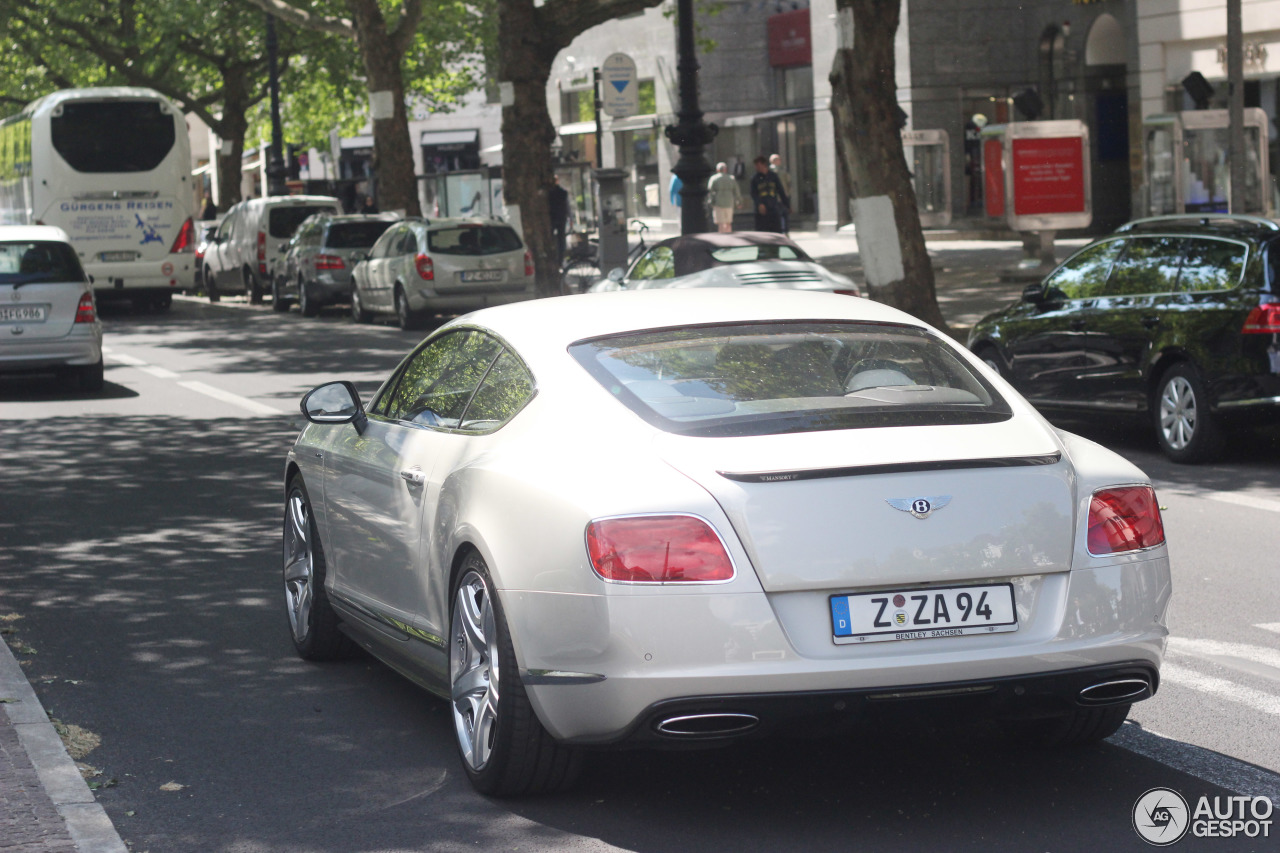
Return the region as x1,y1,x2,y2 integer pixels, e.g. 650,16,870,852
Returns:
86,257,191,292
0,327,102,371
505,557,1171,743
406,281,537,313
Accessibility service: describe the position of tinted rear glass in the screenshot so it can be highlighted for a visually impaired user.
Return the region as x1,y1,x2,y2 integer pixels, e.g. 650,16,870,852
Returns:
709,244,806,263
269,206,336,238
51,101,175,173
326,221,394,249
427,226,522,255
0,241,85,284
571,322,1011,437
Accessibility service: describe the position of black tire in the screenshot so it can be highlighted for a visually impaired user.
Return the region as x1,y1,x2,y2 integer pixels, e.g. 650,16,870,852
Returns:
449,551,582,796
246,268,263,304
283,477,352,661
299,278,319,317
351,288,371,324
206,268,220,303
271,277,290,312
64,359,104,394
395,285,422,331
561,257,602,294
1152,362,1222,464
974,345,1004,377
1008,703,1131,747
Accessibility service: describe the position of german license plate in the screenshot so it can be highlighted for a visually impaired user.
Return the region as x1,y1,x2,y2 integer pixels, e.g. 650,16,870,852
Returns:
0,304,48,323
830,583,1017,644
100,251,137,262
461,269,504,283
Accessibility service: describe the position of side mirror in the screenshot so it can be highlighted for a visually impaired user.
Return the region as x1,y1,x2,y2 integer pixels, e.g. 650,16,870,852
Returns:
301,380,367,434
1021,283,1045,303
607,267,625,283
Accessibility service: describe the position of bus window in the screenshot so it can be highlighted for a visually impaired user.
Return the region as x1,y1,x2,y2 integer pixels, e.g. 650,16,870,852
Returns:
51,101,176,173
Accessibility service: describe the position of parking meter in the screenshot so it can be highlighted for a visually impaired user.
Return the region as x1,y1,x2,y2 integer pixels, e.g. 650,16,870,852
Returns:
594,168,629,273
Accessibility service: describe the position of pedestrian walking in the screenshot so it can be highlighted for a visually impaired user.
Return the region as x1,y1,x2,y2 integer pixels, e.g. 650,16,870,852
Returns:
749,156,789,234
769,154,793,233
549,174,570,266
707,162,741,233
669,173,683,207
200,194,217,220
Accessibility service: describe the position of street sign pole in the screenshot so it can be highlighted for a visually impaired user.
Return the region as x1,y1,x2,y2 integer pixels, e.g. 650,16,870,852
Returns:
665,0,717,235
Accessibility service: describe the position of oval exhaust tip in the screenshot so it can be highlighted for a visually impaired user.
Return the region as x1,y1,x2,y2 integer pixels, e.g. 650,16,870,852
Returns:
654,713,760,737
1078,678,1150,705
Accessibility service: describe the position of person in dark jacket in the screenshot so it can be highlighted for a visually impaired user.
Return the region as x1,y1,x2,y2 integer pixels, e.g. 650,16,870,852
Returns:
548,175,570,265
749,156,789,233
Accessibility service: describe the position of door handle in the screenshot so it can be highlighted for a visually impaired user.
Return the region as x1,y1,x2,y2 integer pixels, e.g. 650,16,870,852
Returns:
1141,315,1161,329
399,467,426,485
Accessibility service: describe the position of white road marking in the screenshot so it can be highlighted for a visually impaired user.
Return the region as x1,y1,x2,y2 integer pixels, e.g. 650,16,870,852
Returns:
105,351,147,367
138,365,180,380
177,380,283,416
1159,661,1280,717
1169,637,1280,673
1155,481,1280,514
1258,624,1280,636
1112,722,1280,804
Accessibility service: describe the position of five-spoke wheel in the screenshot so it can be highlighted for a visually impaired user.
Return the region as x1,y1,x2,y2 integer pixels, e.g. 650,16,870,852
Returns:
1153,363,1221,463
451,568,500,773
283,479,349,659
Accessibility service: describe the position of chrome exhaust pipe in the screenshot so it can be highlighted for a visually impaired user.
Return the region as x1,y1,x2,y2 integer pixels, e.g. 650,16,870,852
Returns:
654,713,760,737
1078,677,1151,706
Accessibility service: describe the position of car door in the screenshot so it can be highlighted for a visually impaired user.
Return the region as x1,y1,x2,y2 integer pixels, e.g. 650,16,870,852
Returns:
1083,236,1185,411
210,207,239,290
1001,238,1123,403
321,329,504,649
363,225,401,309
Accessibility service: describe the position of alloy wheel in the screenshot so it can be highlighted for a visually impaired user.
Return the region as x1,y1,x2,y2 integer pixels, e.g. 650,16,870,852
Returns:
1158,375,1197,451
451,570,500,772
283,489,314,644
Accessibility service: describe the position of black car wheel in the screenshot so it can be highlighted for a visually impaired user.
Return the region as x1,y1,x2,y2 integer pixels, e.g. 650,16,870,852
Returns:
1153,362,1222,464
395,285,422,331
246,268,263,304
283,477,351,660
351,288,371,324
1007,703,1131,747
271,277,290,312
299,277,319,317
450,551,581,795
206,267,220,302
974,345,1004,377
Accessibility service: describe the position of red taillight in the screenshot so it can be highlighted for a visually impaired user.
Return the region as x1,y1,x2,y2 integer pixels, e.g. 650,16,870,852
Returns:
256,231,267,274
524,250,534,277
1087,486,1165,556
833,288,860,297
1242,303,1280,334
315,254,346,270
415,253,434,280
585,515,734,583
169,217,194,253
74,292,96,324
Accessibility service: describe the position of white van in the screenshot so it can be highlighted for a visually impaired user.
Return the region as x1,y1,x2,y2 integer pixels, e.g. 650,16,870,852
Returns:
202,195,341,302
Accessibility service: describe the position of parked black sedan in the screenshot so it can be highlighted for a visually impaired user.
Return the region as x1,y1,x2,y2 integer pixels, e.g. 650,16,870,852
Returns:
968,214,1280,463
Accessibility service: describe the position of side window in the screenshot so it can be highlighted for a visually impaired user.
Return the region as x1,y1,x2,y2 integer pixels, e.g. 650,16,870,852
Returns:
217,210,237,241
381,330,504,427
459,350,536,430
1043,240,1122,299
401,229,420,256
630,245,675,281
1178,239,1247,292
1106,237,1185,296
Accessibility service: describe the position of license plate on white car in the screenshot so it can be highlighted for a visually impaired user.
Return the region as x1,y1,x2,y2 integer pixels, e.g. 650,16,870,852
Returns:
0,304,48,323
99,251,138,262
830,583,1017,644
461,270,505,283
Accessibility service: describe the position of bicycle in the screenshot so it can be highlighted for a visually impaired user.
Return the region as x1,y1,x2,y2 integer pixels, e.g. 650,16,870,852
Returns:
560,219,651,294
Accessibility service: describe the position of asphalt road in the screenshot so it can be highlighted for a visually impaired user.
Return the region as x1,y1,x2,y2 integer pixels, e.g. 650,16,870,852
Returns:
1,288,1278,853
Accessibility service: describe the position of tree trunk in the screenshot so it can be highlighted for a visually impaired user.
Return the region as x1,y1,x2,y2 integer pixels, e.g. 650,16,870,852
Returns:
497,0,559,297
347,0,421,217
214,76,251,212
829,0,947,332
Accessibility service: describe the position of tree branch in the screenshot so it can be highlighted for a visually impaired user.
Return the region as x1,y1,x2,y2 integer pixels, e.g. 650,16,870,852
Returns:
389,0,425,57
539,0,664,53
238,0,356,38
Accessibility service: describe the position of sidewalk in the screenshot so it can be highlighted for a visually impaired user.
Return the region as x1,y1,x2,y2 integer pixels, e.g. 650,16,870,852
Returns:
0,638,127,853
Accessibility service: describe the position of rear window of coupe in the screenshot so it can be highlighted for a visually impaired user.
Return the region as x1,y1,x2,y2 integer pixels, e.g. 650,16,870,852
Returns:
0,241,85,284
570,322,1012,437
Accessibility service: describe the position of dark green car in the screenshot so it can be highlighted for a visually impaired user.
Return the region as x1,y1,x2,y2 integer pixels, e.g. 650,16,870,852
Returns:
968,214,1280,463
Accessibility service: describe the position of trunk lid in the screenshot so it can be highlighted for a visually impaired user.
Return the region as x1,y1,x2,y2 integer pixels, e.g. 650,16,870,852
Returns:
655,420,1074,592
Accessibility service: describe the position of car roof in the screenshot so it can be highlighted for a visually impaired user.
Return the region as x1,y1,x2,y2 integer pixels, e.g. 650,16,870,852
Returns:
646,231,812,276
402,217,515,230
449,289,931,366
1114,214,1280,241
0,225,73,244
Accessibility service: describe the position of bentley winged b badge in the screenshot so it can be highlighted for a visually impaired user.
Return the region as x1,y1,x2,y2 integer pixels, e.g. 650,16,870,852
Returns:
886,495,952,520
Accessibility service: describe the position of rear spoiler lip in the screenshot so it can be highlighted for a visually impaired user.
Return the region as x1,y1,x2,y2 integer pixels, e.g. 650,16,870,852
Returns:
718,453,1063,483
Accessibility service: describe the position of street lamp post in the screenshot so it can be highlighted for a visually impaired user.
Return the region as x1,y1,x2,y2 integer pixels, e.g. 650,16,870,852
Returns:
664,0,717,235
265,13,287,197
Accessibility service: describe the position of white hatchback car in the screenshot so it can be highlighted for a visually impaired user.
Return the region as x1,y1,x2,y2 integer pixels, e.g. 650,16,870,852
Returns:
350,218,535,329
285,289,1170,796
0,226,103,391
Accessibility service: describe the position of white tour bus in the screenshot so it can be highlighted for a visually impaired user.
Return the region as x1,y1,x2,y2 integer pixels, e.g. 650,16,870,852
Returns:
0,87,195,310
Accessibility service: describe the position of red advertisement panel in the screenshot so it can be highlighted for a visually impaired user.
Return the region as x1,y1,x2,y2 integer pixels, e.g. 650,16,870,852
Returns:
1011,137,1086,216
768,9,811,68
983,138,1005,218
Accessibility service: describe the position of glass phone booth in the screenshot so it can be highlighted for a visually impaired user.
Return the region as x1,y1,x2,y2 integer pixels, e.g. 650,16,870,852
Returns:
901,129,951,227
1143,108,1272,216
